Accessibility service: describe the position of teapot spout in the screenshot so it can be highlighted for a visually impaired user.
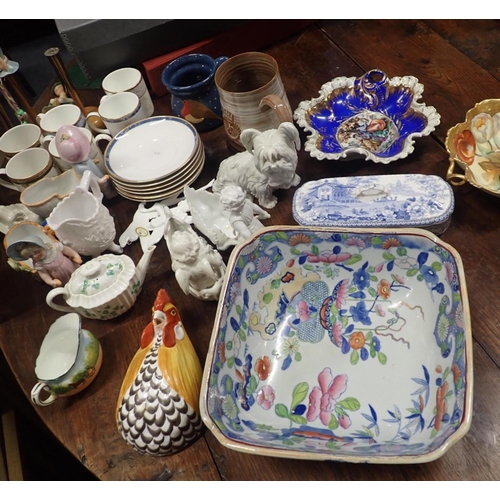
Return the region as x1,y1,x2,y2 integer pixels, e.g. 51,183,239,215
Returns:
136,245,156,284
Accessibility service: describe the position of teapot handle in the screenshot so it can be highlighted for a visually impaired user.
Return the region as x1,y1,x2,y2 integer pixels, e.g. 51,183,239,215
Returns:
31,382,58,406
78,169,104,201
46,287,75,314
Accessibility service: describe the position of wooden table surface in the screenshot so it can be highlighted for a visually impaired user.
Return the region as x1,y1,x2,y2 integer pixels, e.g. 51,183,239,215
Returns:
1,19,500,481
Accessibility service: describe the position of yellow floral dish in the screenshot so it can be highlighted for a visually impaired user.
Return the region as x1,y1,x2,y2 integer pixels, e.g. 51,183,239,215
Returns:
200,226,472,463
446,98,500,196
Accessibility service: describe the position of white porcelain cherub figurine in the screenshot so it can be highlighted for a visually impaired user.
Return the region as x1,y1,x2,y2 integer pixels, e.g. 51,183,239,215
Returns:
218,185,270,241
212,122,301,209
164,209,226,301
6,236,82,287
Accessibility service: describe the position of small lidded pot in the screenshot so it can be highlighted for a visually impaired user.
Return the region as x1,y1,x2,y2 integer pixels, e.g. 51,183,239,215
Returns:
45,246,155,320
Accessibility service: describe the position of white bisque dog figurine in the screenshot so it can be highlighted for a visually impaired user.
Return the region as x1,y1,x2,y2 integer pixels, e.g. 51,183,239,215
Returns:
212,122,301,209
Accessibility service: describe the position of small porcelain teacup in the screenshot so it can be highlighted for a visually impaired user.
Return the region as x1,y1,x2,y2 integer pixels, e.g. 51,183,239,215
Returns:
43,127,111,174
87,92,147,137
0,123,43,163
215,52,292,151
0,148,59,191
102,67,154,118
37,103,91,136
31,313,102,406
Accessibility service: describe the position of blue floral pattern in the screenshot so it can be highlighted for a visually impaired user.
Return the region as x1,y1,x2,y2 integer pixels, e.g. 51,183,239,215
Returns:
203,228,471,462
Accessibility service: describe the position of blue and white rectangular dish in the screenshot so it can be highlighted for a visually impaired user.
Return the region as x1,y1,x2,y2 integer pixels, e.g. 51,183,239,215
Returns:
292,174,454,235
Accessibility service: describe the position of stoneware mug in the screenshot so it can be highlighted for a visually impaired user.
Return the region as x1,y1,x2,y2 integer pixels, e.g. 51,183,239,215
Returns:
0,147,59,191
0,123,43,162
161,53,227,132
214,52,293,150
102,67,154,118
30,313,102,406
87,92,147,137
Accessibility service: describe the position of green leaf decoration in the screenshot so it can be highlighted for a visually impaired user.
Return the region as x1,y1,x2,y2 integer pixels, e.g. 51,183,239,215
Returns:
227,357,235,368
371,236,383,245
430,428,438,439
337,397,361,411
294,352,302,362
290,247,302,255
368,287,377,297
210,374,218,387
271,279,281,289
291,382,309,410
289,414,307,425
236,304,242,315
350,349,359,365
406,268,419,277
262,234,277,242
397,246,407,256
238,256,245,269
431,261,443,271
370,275,379,282
226,341,233,351
311,245,319,256
365,331,373,341
328,414,339,430
383,252,396,261
345,254,363,266
247,375,258,395
238,329,247,341
417,274,424,282
348,286,357,293
304,264,315,271
377,352,388,365
442,366,450,381
276,231,289,240
263,293,273,304
225,376,233,394
275,403,289,419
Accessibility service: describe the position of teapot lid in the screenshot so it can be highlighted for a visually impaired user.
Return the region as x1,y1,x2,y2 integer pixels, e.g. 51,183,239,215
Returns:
65,254,135,308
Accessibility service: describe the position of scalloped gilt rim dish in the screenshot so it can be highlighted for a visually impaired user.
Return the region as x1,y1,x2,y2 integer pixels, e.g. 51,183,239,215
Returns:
294,69,441,164
445,98,500,196
200,226,472,463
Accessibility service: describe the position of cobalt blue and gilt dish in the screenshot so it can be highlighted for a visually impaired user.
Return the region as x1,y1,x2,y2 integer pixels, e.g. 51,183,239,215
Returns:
294,69,441,163
200,226,472,463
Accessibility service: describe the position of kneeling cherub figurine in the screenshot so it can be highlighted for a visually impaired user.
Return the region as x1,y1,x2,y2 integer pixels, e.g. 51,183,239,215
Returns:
6,236,82,287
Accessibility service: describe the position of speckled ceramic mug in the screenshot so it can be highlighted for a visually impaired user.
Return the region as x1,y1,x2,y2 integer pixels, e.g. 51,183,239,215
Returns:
214,52,292,150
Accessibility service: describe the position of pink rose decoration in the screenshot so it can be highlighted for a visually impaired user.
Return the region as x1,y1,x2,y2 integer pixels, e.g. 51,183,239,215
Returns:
257,385,275,410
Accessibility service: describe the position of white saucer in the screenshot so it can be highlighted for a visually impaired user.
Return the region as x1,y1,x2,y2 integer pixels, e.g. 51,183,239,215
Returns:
104,116,199,183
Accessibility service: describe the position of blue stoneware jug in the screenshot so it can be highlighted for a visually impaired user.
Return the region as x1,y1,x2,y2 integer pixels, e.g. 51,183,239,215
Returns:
161,53,228,132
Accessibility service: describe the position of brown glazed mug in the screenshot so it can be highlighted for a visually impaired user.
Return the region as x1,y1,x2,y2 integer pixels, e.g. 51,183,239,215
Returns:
214,52,293,150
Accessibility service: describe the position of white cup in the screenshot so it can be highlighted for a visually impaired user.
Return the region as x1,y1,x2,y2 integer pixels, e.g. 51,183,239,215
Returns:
0,148,59,191
36,103,92,137
0,123,43,160
87,92,146,137
102,67,154,118
42,127,112,174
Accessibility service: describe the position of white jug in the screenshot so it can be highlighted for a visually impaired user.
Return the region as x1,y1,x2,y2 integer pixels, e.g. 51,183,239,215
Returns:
46,170,122,257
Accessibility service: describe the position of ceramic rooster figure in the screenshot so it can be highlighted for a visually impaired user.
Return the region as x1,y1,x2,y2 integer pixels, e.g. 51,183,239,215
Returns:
116,289,203,456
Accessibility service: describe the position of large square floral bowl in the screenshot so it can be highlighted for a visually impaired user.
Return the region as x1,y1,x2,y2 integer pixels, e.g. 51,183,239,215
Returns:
200,226,472,463
445,98,500,196
294,69,440,163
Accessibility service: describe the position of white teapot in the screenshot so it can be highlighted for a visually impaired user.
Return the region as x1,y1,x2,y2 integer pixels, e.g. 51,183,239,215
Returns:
46,246,156,320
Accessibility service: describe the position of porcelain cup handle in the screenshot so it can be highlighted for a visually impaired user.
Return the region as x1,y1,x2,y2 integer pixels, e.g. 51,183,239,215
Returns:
35,113,44,125
41,134,54,150
31,382,58,406
46,287,75,314
0,168,18,190
446,158,467,186
259,94,293,123
94,133,112,152
86,112,110,135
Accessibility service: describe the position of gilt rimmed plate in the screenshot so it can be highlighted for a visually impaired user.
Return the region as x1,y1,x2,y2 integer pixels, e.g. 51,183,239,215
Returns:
294,69,440,164
200,226,472,463
104,116,199,183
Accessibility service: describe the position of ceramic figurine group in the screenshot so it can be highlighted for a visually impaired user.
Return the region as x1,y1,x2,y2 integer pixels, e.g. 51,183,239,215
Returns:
1,50,460,462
